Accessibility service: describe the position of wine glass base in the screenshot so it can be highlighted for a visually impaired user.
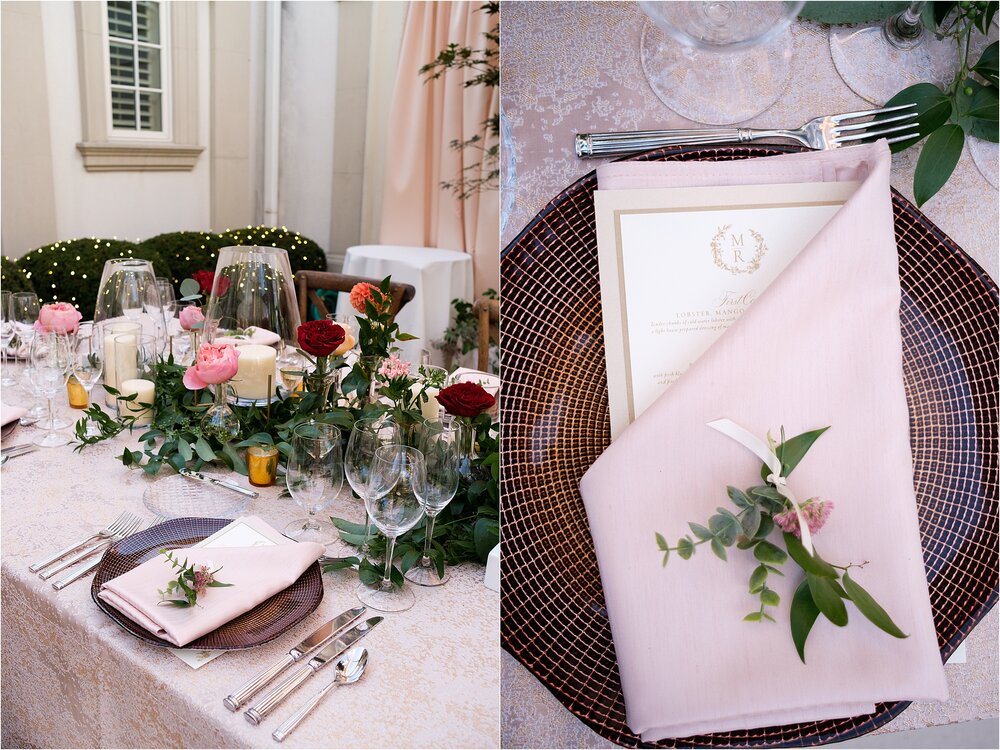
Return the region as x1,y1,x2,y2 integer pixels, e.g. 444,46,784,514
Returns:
830,25,958,105
640,18,795,125
404,562,450,587
283,518,337,546
968,136,999,190
355,580,415,612
33,431,71,448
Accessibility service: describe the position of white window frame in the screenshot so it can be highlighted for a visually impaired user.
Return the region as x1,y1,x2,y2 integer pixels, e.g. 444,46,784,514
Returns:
102,0,172,141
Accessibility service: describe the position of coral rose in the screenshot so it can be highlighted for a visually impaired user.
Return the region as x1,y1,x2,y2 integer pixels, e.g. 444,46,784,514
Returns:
183,343,240,390
349,282,383,314
35,302,82,334
437,381,496,418
297,320,346,357
178,305,205,331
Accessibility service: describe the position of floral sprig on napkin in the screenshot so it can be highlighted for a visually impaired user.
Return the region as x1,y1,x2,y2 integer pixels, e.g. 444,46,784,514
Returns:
656,421,908,662
156,549,233,608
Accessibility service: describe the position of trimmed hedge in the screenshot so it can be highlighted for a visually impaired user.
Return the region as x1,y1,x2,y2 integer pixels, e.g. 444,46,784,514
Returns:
1,255,34,295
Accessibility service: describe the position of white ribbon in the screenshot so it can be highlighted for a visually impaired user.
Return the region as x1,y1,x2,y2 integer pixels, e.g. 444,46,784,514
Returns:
707,418,814,555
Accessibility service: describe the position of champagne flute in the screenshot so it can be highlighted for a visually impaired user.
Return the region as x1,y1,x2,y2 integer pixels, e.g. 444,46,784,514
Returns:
285,422,344,544
343,416,402,558
30,332,72,448
1,290,15,387
356,445,426,612
406,420,461,587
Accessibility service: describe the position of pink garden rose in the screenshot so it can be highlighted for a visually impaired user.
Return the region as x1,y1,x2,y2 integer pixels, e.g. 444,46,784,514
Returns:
178,305,205,331
34,302,82,334
183,343,240,390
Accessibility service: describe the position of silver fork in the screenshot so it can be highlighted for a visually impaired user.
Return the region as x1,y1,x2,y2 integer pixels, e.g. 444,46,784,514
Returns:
575,103,919,158
39,513,145,581
29,511,138,573
51,515,165,590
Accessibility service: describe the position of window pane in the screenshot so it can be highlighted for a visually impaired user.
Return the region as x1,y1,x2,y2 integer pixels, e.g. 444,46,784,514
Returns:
139,91,162,131
107,1,133,40
111,88,137,129
136,1,160,44
109,42,135,86
137,45,160,88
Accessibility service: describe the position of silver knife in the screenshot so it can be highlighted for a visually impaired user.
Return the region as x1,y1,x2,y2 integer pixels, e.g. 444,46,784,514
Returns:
179,467,259,499
224,606,365,711
244,616,383,725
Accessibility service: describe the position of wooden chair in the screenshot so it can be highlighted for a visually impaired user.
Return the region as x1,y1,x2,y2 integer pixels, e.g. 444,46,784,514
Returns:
294,270,416,323
474,296,500,372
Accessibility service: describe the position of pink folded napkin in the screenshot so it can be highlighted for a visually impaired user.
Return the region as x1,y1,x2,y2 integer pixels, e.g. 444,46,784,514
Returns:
212,327,282,347
1,404,27,427
99,538,324,647
580,142,947,740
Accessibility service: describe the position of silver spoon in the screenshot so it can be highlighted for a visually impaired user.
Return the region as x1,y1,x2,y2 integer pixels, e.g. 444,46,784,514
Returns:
271,647,369,742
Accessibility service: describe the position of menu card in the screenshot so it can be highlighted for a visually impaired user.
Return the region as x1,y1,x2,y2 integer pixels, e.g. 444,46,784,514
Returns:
595,181,859,440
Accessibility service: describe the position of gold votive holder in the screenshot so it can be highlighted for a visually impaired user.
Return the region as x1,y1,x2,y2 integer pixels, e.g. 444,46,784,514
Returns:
279,366,304,395
248,445,280,487
67,375,89,409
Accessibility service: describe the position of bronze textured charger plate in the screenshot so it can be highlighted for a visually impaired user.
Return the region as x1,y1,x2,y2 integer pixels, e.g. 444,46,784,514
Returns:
500,144,998,748
92,516,324,650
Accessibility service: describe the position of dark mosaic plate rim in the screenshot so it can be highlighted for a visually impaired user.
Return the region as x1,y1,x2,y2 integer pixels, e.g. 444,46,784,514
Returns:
500,144,999,748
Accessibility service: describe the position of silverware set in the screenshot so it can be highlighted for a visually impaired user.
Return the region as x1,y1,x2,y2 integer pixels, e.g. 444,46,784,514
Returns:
29,511,163,589
575,103,920,158
226,606,380,742
0,442,38,464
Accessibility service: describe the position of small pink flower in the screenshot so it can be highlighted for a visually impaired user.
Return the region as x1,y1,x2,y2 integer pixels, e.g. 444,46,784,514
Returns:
183,343,240,390
774,499,835,539
378,353,410,381
178,305,205,331
35,302,82,334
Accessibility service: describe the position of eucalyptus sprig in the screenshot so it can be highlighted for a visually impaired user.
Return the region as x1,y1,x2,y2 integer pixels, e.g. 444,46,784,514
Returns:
657,426,908,662
156,549,232,608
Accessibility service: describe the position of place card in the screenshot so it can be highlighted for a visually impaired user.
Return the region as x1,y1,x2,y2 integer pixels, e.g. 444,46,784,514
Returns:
594,180,859,440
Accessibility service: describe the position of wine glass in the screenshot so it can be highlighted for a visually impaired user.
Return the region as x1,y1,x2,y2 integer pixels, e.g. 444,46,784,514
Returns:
12,291,40,334
638,1,804,125
344,416,403,558
156,277,177,348
71,329,105,414
1,291,15,387
356,445,426,612
285,422,344,545
30,333,72,448
830,2,958,104
406,420,461,587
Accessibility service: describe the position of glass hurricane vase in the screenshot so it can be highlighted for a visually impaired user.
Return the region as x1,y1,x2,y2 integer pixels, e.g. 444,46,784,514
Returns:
202,384,241,442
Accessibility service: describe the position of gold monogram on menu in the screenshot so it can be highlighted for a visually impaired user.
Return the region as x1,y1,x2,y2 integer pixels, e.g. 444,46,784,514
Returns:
710,224,767,275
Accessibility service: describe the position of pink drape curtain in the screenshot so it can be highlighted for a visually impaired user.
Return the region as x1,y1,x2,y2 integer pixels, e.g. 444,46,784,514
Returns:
379,1,499,297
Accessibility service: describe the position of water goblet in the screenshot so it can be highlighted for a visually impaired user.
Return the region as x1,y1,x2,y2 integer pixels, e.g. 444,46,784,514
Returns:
285,422,344,545
30,332,72,448
356,445,426,613
343,416,402,558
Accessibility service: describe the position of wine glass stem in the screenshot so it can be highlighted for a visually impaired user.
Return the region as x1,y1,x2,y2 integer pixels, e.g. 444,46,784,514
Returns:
886,1,925,46
359,500,372,554
46,395,56,438
381,535,397,591
421,514,437,566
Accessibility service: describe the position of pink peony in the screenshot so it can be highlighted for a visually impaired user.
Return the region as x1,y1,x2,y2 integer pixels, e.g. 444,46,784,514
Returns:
183,343,240,390
774,499,835,539
178,305,205,331
35,302,82,334
378,353,410,381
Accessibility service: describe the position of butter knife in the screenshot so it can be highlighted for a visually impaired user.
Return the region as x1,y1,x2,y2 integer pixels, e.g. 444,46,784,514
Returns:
179,468,259,499
244,616,383,725
224,606,365,711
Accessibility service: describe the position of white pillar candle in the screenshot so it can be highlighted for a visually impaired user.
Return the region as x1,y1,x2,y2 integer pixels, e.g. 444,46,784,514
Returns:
409,383,442,422
104,331,138,406
233,344,277,400
119,378,155,426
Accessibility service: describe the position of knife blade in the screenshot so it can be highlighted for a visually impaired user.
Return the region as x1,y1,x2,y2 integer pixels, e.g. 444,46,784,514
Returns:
224,606,366,711
179,467,259,498
244,616,383,725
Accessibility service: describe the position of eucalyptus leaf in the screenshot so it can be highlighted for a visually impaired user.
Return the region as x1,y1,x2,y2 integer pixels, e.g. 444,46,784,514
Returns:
807,573,849,627
843,570,908,638
790,579,821,663
688,522,713,541
754,514,775,540
655,531,669,551
711,538,727,561
179,279,201,297
914,124,964,206
736,536,760,550
741,506,762,537
727,486,752,508
194,436,216,462
177,439,193,462
743,611,763,622
677,536,695,560
753,540,788,565
749,564,768,593
783,532,838,578
760,588,780,607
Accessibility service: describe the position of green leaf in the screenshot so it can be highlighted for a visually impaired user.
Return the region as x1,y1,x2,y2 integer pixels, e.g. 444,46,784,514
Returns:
754,514,774,540
879,83,952,152
807,573,849,627
708,513,739,546
741,506,761,537
743,611,763,622
749,485,782,501
727,486,752,508
179,279,200,297
473,517,499,562
400,547,421,573
753,540,788,565
677,536,695,560
914,124,964,207
798,1,908,24
710,538,727,561
194,436,216,462
688,522,713,541
748,564,768,593
764,564,784,576
760,426,830,481
322,557,360,573
790,579,821,663
736,535,759,550
331,518,368,535
177,439,193,463
783,532,838,578
222,443,248,475
655,532,669,551
972,41,999,88
842,570,908,638
760,588,780,607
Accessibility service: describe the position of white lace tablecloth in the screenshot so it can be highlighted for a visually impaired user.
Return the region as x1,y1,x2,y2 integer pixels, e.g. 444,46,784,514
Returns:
501,2,998,746
0,384,499,749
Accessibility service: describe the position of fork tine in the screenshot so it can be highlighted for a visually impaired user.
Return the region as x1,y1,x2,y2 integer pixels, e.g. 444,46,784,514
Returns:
836,122,920,143
831,102,916,123
834,111,917,133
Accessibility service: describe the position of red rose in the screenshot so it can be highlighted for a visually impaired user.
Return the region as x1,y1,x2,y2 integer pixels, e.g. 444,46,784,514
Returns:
298,320,346,357
437,381,496,418
191,270,215,295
